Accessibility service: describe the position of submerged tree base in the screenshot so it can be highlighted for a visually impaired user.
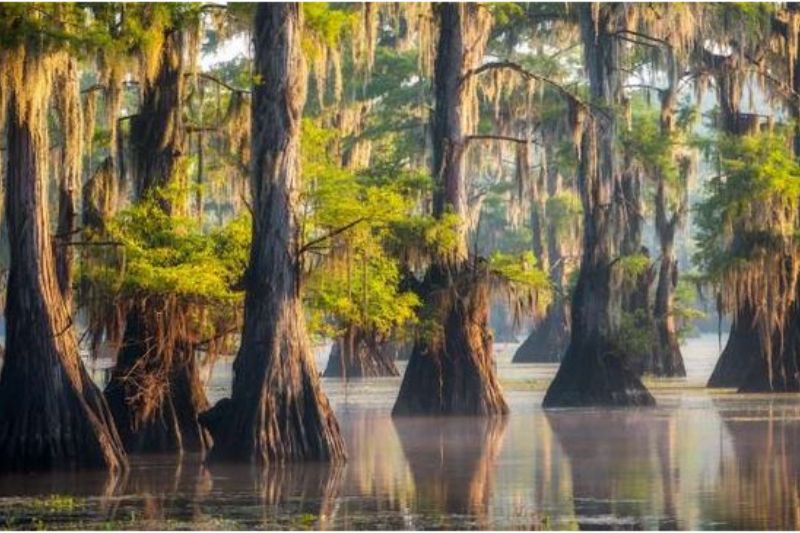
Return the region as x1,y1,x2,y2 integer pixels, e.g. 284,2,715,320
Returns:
322,332,400,378
105,307,210,455
707,308,761,388
512,305,568,363
542,337,655,407
392,267,509,417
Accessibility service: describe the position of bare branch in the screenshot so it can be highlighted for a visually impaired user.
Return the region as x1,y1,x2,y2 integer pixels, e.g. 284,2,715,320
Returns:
465,134,542,147
185,72,251,94
460,61,605,118
298,217,366,255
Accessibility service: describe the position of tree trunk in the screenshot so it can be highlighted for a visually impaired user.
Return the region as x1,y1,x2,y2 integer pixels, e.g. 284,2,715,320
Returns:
733,12,800,392
392,3,508,417
512,304,568,363
543,5,654,407
322,326,399,378
200,3,345,464
514,135,572,363
129,29,187,212
648,49,687,377
104,27,209,454
53,56,81,305
706,52,769,389
0,46,126,472
651,182,686,377
708,304,761,387
104,301,210,454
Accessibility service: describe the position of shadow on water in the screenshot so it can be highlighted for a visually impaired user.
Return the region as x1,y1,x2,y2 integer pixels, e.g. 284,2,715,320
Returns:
392,416,508,529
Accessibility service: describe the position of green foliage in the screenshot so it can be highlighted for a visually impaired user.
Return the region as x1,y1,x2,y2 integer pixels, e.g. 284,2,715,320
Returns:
614,310,654,360
84,197,245,302
300,118,425,339
617,253,651,280
489,251,550,292
674,279,706,340
694,131,800,280
545,191,582,238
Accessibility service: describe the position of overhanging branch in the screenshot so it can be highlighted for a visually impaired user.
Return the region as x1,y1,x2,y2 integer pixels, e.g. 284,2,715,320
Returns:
298,217,366,255
460,61,605,118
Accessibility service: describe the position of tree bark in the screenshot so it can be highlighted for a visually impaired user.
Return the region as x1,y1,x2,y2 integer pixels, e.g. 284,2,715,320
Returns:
734,10,800,392
129,29,187,212
104,300,211,454
104,27,209,454
0,46,126,472
322,326,399,378
706,52,768,389
53,56,81,305
201,3,346,464
542,4,654,407
648,48,686,377
392,3,508,417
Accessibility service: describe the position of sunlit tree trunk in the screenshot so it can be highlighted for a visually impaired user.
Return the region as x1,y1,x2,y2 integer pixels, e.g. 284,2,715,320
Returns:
0,45,126,472
392,3,508,416
201,3,346,463
104,28,210,454
53,56,81,305
543,4,654,407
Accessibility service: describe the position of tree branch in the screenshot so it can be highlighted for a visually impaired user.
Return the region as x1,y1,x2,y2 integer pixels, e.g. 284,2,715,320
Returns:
465,134,540,146
298,218,366,255
460,61,605,118
185,72,251,94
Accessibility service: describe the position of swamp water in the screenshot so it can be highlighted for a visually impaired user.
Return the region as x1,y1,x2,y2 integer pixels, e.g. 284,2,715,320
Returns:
1,334,800,530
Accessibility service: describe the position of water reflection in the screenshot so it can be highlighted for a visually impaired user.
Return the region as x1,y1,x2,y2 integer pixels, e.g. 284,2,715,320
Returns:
393,416,507,528
706,397,800,530
3,336,800,529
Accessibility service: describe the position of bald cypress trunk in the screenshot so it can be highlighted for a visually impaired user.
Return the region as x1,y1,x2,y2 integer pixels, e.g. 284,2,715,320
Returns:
392,3,508,416
736,13,800,391
707,53,767,389
322,327,399,378
513,133,571,363
543,5,654,407
201,3,345,463
0,46,126,472
104,29,210,454
53,57,81,305
649,48,686,377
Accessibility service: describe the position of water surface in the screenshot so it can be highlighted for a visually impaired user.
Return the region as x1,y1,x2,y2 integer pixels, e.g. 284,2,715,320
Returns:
2,334,799,530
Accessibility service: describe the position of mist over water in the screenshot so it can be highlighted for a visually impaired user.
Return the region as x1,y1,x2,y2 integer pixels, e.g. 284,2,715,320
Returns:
2,334,799,530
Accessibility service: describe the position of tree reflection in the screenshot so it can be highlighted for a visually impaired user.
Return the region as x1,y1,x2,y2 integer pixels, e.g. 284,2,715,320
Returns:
546,409,679,530
393,415,507,528
708,398,800,529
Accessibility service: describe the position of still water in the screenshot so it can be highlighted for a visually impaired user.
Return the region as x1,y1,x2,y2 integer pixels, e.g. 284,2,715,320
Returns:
1,334,799,530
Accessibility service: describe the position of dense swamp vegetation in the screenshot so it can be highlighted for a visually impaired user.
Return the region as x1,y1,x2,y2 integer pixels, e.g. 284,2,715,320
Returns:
1,1,800,530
